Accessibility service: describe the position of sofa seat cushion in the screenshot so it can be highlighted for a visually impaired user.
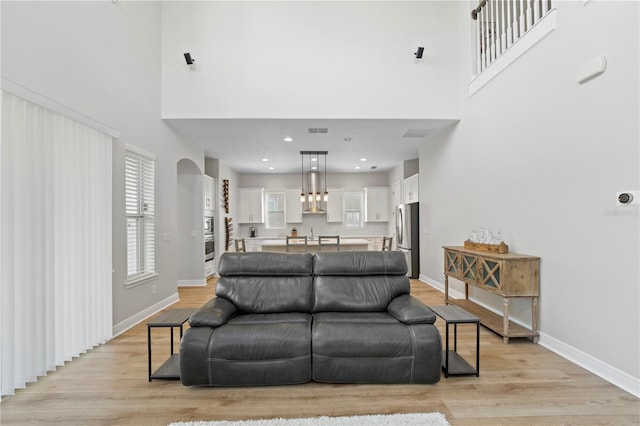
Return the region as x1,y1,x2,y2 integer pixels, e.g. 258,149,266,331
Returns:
313,312,399,324
313,316,412,359
203,313,312,386
311,313,441,384
213,313,311,360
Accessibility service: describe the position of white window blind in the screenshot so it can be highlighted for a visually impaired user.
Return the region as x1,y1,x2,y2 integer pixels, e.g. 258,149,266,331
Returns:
265,192,285,229
344,192,363,227
125,147,156,285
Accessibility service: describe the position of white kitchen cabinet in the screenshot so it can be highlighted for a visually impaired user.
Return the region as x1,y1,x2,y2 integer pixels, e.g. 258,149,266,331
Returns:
203,175,215,217
364,187,389,222
238,188,264,224
403,174,419,204
325,187,344,223
370,237,384,251
205,260,215,277
285,189,303,223
244,239,262,252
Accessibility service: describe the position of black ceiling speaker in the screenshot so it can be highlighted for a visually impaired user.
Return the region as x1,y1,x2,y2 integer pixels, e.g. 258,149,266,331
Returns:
184,52,195,65
414,47,424,59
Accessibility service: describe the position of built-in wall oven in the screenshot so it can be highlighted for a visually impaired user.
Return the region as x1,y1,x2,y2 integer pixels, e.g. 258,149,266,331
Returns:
205,216,215,262
205,234,215,262
204,216,214,234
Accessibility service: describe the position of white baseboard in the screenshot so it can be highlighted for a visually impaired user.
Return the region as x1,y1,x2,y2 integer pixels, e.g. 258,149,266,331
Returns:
538,332,640,398
112,292,180,337
418,275,640,398
177,279,206,287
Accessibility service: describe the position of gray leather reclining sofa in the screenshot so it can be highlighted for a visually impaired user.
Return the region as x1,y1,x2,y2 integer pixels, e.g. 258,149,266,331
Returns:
180,251,442,386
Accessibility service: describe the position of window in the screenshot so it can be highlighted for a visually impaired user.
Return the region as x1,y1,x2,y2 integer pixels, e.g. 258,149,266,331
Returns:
344,191,363,227
265,192,285,229
125,145,156,285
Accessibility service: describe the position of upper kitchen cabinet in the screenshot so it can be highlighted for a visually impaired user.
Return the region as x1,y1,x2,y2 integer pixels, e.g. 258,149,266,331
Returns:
364,187,389,222
203,175,215,217
403,174,419,204
238,188,264,223
285,189,303,224
326,187,344,223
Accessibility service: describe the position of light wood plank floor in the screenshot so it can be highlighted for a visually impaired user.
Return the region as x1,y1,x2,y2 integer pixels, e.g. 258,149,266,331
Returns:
1,279,638,425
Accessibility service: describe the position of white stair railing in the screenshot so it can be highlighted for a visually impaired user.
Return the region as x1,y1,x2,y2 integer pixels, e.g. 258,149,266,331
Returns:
472,0,554,75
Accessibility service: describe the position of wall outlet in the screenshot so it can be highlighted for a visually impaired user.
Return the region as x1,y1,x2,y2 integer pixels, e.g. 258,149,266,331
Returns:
152,284,157,294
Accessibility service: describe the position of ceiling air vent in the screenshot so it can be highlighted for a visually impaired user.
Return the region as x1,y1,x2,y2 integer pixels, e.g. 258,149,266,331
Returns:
402,128,430,138
308,128,329,134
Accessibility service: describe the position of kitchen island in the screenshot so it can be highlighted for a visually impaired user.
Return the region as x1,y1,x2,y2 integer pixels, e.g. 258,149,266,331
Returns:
261,238,371,253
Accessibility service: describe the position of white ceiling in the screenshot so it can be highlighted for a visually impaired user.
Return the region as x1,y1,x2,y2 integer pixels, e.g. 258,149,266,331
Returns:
165,118,457,174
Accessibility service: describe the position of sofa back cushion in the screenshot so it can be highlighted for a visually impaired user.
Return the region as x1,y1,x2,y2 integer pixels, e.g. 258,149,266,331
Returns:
313,251,410,312
217,252,314,313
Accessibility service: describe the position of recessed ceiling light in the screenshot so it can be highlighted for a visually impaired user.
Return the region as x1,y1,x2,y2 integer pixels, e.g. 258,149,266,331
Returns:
311,166,317,170
311,158,317,162
262,158,269,162
283,137,293,142
355,166,361,170
360,158,367,162
268,166,275,170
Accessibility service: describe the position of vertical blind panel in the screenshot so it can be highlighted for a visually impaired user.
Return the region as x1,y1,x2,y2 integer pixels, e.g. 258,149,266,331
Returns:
0,91,112,396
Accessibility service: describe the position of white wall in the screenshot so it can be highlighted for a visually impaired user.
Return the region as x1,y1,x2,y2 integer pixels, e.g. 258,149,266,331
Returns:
419,1,639,393
1,1,204,327
237,172,390,238
177,159,205,284
161,1,462,119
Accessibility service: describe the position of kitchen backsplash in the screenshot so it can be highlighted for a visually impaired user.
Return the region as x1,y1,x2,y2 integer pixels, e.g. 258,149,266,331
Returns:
238,214,391,238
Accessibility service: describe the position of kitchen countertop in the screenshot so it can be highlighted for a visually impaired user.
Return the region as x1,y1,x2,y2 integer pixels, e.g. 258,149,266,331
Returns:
260,238,371,246
242,236,385,241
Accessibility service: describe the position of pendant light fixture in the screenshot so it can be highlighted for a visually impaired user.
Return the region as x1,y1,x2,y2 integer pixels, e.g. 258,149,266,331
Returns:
300,151,328,214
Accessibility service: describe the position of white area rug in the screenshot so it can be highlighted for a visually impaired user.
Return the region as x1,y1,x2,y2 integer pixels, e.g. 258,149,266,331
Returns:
169,412,450,426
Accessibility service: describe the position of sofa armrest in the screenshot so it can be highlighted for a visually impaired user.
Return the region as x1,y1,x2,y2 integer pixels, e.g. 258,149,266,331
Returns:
387,294,436,324
189,297,237,328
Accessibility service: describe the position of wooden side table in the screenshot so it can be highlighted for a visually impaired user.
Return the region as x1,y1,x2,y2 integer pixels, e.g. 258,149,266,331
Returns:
430,305,480,378
147,308,195,381
443,246,540,343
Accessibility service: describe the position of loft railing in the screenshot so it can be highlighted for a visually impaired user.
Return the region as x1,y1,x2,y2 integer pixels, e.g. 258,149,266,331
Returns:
472,0,554,74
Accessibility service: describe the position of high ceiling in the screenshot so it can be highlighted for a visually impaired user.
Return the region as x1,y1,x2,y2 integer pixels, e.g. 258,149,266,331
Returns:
166,118,457,174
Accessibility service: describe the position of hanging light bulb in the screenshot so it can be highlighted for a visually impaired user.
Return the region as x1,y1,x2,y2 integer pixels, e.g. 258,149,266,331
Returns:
315,152,322,201
323,152,329,202
300,152,306,203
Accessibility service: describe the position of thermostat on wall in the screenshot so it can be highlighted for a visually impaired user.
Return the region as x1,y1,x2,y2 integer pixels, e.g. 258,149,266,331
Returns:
616,190,640,206
576,56,607,84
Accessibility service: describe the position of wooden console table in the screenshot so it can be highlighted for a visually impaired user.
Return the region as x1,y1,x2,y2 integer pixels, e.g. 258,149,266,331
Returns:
443,246,540,343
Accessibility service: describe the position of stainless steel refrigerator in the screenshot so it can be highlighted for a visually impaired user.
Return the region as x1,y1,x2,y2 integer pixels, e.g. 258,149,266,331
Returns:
396,203,420,278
